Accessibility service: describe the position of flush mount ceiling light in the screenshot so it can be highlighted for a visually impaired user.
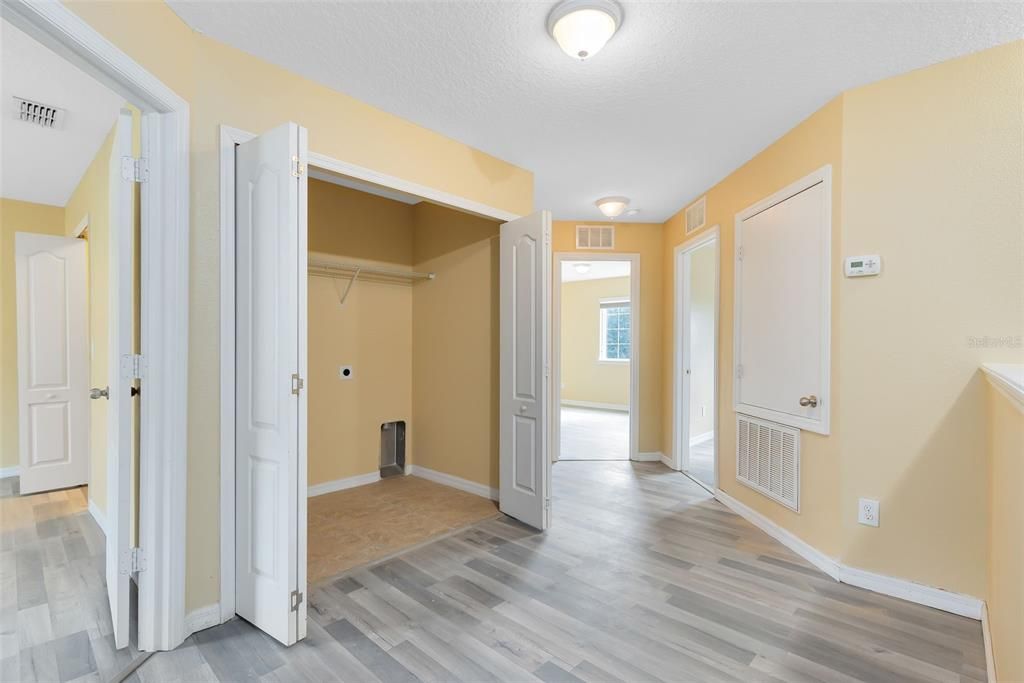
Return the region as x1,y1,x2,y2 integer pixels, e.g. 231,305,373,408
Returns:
547,0,623,61
623,208,640,216
573,262,592,274
596,195,630,218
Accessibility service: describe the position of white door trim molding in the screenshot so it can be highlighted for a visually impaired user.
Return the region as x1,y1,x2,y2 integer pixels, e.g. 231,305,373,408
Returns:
552,252,641,463
2,0,191,652
715,489,984,619
218,124,521,624
671,226,720,478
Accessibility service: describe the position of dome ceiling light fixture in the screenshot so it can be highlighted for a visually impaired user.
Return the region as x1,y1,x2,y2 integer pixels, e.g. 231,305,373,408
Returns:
547,0,623,61
573,262,592,274
596,195,630,218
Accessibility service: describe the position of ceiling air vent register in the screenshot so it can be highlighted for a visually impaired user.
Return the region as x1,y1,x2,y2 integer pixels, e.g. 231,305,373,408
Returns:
13,96,65,130
576,224,615,250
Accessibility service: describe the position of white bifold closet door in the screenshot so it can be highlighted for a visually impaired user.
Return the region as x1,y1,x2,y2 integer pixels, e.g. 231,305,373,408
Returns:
499,210,552,530
235,121,308,646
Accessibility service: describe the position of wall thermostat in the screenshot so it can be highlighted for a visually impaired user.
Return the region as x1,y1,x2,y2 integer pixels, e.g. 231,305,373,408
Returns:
844,255,881,277
339,365,354,380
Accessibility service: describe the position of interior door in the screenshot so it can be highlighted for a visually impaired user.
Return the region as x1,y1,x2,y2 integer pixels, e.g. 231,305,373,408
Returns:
235,122,308,646
499,210,552,530
735,171,830,434
107,110,135,649
15,234,89,495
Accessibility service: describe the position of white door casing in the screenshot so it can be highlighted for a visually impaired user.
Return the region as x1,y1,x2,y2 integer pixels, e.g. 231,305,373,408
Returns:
107,110,135,649
673,228,719,484
499,210,552,530
234,122,308,646
734,167,831,434
15,234,89,495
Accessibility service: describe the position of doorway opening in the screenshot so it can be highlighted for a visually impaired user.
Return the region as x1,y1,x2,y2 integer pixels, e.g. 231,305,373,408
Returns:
674,228,719,491
2,1,190,652
553,253,640,463
220,123,553,645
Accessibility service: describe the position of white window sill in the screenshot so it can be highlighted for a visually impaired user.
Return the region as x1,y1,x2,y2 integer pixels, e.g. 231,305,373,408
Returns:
598,359,630,365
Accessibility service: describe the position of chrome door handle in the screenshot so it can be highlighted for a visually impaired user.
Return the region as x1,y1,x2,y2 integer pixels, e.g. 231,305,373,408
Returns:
519,405,528,413
90,387,109,400
799,395,818,408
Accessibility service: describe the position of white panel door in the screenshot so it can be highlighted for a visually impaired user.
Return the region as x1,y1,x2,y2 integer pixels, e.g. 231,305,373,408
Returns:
235,122,308,646
15,234,89,494
106,110,135,649
499,210,552,530
735,168,831,434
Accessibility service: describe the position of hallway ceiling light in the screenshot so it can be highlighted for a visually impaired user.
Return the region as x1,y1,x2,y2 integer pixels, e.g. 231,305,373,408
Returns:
573,263,592,274
547,0,623,61
624,208,640,216
596,195,630,218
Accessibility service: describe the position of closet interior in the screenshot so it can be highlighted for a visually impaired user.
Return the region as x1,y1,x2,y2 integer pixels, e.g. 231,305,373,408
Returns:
305,170,502,583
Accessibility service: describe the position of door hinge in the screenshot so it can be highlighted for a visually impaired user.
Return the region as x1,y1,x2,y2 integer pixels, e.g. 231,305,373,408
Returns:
290,590,304,612
121,156,149,183
737,246,744,261
291,373,304,395
121,354,146,381
292,156,305,177
120,547,146,574
736,364,744,379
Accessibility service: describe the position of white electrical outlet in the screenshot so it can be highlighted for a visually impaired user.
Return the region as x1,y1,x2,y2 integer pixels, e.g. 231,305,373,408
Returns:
858,498,880,527
338,365,354,380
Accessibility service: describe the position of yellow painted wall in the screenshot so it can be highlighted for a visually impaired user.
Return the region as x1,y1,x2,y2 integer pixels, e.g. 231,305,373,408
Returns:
554,221,663,454
412,202,501,488
64,0,533,610
662,41,1023,604
986,383,1023,682
0,199,67,469
307,179,414,485
686,242,716,439
560,276,630,407
838,41,1023,597
63,123,117,514
662,97,846,555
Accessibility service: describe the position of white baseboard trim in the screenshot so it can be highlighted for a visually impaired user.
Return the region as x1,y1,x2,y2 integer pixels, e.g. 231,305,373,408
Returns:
633,452,663,462
714,489,984,619
982,602,997,683
561,400,629,412
308,471,381,497
715,489,840,580
690,431,714,446
660,453,676,469
185,603,222,635
0,466,20,479
88,499,107,537
407,465,498,501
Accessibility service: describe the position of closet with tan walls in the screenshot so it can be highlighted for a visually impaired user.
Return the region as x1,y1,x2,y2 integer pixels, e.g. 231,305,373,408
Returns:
305,176,501,583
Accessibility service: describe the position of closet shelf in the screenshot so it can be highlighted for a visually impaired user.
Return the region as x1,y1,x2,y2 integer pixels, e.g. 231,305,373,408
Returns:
308,259,435,282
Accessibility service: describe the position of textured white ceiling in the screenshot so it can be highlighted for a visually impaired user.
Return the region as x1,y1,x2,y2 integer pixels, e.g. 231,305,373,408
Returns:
0,20,124,207
561,259,631,282
168,2,1023,221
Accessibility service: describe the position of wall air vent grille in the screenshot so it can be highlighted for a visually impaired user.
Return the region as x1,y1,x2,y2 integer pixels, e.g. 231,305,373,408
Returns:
736,414,799,511
13,96,65,129
685,196,706,234
576,225,614,250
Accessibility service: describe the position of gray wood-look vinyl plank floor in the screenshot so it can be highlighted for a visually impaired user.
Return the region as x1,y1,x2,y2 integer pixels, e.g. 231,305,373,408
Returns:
1,464,986,682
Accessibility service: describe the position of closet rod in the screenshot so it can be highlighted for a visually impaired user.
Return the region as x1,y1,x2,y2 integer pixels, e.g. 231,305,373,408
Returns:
308,260,435,281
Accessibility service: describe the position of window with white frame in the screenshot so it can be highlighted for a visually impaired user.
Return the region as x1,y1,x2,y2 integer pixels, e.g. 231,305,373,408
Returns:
599,298,631,361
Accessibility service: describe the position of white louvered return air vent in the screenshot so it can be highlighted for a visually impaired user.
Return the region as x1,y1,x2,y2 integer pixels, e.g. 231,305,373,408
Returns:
576,224,615,250
685,196,706,234
13,96,65,129
736,414,800,511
